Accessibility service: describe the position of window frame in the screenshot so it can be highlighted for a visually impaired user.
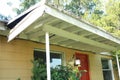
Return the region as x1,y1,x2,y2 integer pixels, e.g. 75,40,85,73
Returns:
101,59,115,80
34,48,65,67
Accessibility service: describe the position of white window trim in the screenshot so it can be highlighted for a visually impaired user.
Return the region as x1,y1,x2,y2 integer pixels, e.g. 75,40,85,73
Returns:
102,59,115,80
109,60,115,80
34,48,65,65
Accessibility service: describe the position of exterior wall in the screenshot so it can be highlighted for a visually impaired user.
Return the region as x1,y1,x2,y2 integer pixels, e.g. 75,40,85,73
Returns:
89,54,103,80
0,36,118,80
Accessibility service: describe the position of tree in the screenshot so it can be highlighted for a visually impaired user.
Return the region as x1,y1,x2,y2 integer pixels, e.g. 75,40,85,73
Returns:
15,0,41,14
64,0,120,37
89,0,120,37
0,14,10,21
65,0,103,17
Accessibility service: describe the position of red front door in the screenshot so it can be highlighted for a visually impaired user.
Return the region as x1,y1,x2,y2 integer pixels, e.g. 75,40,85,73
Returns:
75,52,90,80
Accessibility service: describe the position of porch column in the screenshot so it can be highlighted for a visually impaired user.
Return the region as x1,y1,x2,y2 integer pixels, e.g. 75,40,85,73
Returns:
45,32,51,80
116,54,120,79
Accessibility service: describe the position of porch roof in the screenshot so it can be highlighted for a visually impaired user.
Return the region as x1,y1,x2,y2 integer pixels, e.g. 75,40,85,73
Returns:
7,1,120,53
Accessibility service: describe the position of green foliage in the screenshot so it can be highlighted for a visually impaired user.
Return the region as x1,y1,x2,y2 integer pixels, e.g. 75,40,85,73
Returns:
112,50,120,59
111,50,120,69
65,0,102,16
31,58,84,80
87,0,120,37
51,65,82,80
65,0,83,16
51,65,72,80
15,0,41,14
31,59,47,80
50,55,87,80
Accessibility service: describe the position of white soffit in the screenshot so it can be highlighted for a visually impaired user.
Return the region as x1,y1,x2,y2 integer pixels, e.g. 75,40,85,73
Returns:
45,5,120,45
7,3,120,52
8,0,46,42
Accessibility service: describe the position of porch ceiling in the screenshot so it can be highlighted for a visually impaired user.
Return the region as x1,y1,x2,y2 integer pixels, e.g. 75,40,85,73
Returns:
7,3,120,53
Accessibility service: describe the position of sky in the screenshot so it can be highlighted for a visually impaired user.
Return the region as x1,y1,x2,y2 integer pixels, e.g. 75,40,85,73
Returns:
0,0,21,18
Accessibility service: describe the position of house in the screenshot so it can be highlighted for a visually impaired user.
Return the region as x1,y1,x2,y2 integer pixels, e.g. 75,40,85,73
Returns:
0,0,120,80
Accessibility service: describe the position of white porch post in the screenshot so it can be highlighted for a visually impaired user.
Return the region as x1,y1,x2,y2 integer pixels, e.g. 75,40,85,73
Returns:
45,32,51,80
116,54,120,79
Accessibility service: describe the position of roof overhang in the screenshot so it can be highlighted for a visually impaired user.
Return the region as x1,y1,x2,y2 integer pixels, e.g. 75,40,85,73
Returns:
7,1,120,53
0,20,9,36
0,20,7,30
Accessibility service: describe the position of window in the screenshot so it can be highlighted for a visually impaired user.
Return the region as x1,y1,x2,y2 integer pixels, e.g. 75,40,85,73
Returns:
101,59,115,80
34,49,62,68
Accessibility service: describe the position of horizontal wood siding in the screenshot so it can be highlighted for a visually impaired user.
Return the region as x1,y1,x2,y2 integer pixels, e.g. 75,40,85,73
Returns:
0,36,33,80
0,36,118,80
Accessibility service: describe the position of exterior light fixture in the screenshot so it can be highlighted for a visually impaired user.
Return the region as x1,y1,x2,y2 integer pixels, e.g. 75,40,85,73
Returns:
75,59,80,65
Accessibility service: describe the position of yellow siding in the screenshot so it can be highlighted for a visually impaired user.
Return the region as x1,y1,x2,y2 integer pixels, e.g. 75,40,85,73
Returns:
0,36,118,80
89,54,104,80
0,36,33,80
